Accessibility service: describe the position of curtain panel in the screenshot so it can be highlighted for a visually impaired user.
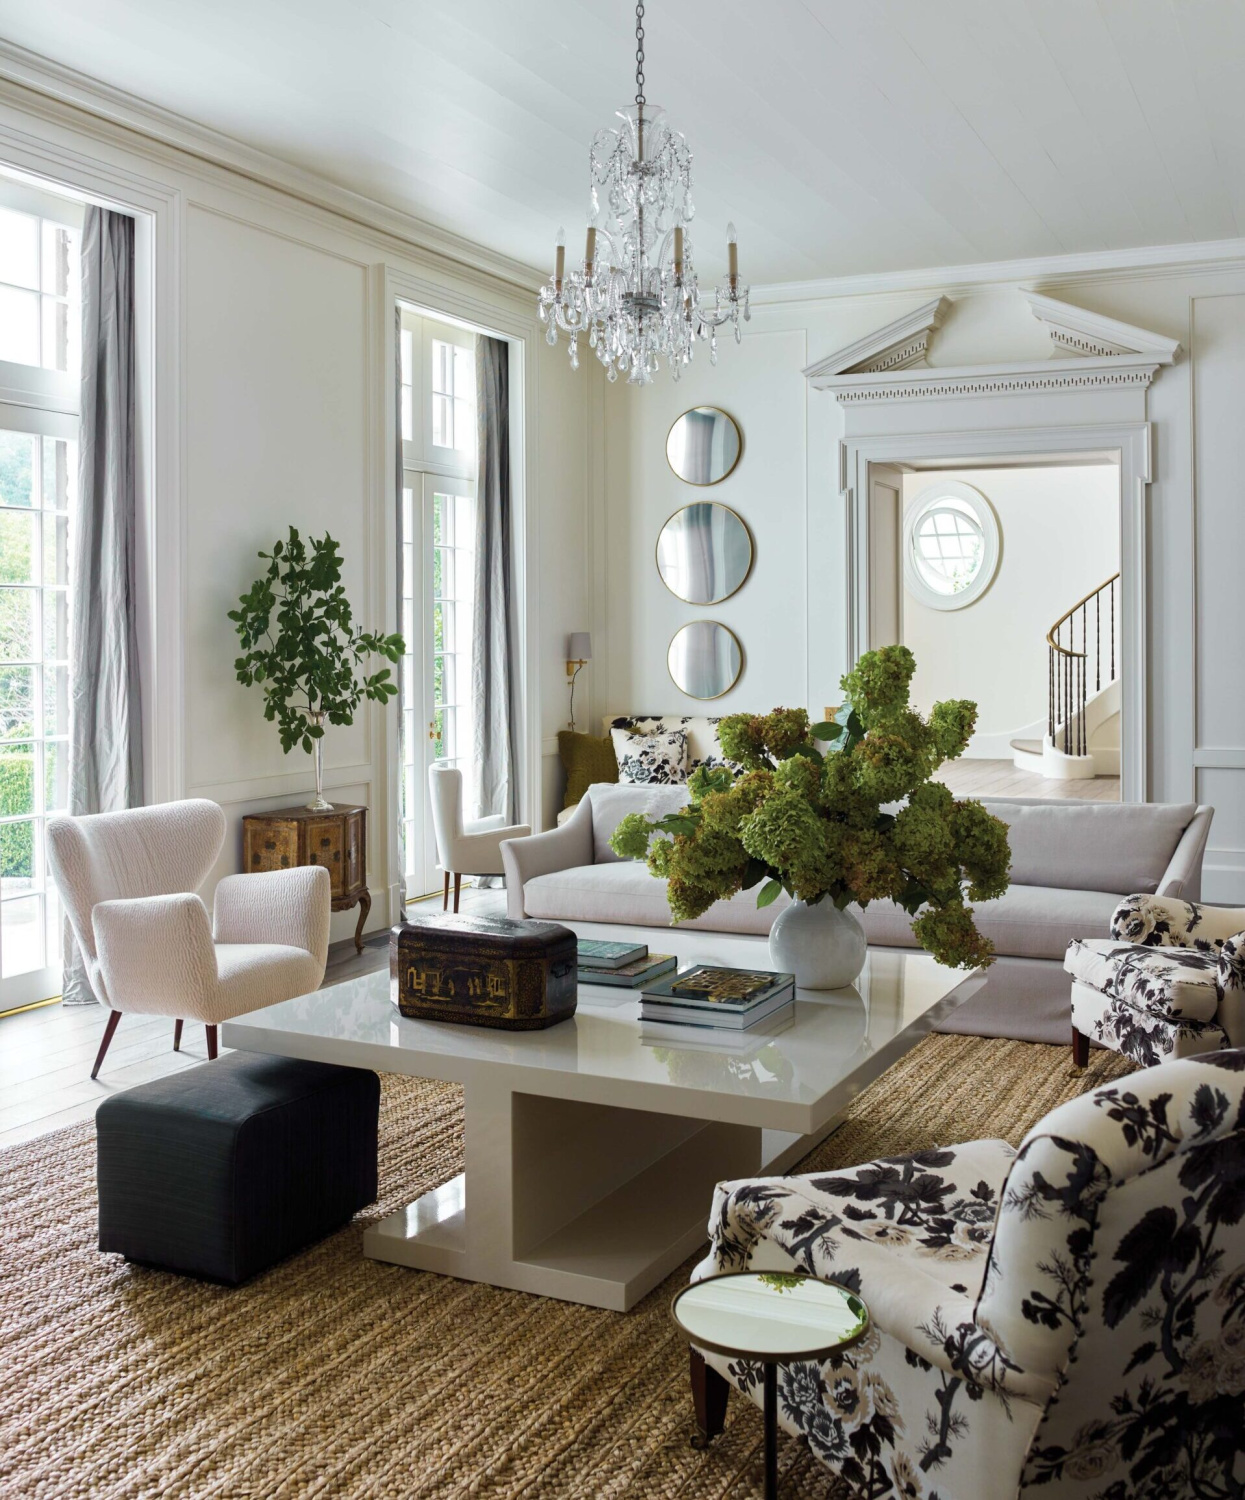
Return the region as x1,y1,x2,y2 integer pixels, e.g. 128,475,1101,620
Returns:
63,206,143,1005
471,335,518,825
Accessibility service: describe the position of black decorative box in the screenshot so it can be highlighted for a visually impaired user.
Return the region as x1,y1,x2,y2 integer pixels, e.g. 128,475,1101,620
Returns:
391,912,577,1030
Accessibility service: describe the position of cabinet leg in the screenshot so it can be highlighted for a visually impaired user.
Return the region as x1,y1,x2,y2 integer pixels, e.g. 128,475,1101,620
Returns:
689,1348,728,1448
1072,1025,1090,1068
353,889,372,953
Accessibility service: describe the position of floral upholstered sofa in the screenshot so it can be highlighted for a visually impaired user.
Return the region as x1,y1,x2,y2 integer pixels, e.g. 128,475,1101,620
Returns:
690,1051,1245,1499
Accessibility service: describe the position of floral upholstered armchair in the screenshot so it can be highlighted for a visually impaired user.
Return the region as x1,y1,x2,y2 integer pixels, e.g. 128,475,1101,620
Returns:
689,1052,1245,1500
1065,895,1245,1067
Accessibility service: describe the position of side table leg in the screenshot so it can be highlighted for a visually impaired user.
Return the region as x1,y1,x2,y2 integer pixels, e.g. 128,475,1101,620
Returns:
689,1348,728,1448
353,889,371,954
763,1362,778,1500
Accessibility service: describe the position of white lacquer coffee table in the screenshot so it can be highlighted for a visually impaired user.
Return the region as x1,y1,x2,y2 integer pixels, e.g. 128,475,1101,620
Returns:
222,923,979,1312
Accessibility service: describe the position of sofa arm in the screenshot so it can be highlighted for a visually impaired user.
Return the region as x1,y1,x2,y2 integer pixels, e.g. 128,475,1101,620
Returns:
1112,892,1245,949
214,866,331,972
501,798,594,918
93,893,217,1017
1159,805,1214,901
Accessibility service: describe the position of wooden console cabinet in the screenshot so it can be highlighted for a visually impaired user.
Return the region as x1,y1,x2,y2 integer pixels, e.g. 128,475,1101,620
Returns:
242,803,371,953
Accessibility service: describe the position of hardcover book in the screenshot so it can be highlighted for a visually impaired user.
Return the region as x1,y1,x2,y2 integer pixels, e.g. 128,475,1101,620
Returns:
640,986,795,1031
579,953,677,989
642,965,795,1012
577,938,650,971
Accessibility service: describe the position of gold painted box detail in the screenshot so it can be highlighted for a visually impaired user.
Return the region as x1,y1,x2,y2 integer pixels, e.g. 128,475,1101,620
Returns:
391,913,578,1030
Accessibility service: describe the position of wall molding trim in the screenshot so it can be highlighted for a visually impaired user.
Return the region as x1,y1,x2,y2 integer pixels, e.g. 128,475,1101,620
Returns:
804,297,951,380
0,38,542,296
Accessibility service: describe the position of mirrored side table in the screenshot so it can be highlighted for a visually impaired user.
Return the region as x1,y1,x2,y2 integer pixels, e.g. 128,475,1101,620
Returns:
671,1271,869,1499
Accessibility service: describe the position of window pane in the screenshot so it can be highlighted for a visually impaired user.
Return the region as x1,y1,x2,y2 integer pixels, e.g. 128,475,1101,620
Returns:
0,665,34,739
401,384,413,444
0,588,36,661
454,396,473,455
44,740,67,814
41,436,75,512
453,345,472,401
0,509,36,582
41,295,78,375
0,207,38,290
0,430,36,508
0,747,35,819
400,328,413,385
432,392,451,449
43,663,68,737
0,284,39,365
1,893,44,975
432,494,443,545
42,512,69,588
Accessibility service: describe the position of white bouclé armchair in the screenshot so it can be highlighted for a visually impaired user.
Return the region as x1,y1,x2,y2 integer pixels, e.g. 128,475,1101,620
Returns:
428,765,529,912
46,799,331,1078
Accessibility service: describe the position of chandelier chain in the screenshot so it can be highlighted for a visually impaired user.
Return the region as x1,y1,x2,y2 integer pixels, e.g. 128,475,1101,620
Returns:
634,0,645,106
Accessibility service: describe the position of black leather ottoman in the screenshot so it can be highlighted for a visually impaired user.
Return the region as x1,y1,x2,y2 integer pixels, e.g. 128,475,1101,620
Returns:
96,1052,380,1284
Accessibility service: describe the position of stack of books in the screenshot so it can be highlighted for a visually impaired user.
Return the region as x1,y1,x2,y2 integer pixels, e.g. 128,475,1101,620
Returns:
577,939,678,989
639,964,796,1031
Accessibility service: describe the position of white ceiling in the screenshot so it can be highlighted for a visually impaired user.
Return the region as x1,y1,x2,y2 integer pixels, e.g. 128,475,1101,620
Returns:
2,0,1244,286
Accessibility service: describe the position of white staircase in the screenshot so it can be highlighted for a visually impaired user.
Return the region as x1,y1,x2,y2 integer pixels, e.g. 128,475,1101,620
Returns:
1010,573,1120,782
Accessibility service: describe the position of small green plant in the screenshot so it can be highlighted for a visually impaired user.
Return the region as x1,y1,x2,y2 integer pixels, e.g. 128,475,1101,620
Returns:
230,528,404,806
609,645,1011,970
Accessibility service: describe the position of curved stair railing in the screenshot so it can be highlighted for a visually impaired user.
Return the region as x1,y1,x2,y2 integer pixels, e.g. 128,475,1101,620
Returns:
1047,573,1119,757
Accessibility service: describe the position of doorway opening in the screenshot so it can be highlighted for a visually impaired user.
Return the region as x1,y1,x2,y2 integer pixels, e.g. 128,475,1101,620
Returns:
866,457,1123,803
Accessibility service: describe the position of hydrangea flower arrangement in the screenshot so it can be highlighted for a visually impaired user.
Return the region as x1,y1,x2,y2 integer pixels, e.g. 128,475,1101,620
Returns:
609,645,1011,969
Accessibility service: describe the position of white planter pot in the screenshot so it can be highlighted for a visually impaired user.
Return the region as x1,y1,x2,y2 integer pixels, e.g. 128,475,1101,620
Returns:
768,898,867,991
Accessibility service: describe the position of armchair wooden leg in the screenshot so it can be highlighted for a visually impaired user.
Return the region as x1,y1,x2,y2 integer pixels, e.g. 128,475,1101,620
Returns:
443,872,450,911
91,1011,122,1080
689,1347,728,1448
1072,1025,1090,1068
206,1025,219,1061
453,873,462,914
173,1018,183,1052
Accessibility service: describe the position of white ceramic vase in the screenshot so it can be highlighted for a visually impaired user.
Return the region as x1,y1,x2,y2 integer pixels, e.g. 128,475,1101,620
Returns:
768,897,867,990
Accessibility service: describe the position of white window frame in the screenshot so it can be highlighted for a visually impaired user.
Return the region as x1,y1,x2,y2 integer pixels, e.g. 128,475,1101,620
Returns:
902,479,1000,611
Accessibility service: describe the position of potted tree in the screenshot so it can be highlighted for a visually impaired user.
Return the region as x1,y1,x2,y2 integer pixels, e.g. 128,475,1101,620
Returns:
230,528,405,809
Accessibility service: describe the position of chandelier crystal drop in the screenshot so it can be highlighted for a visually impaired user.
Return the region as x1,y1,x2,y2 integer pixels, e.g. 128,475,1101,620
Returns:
537,0,749,386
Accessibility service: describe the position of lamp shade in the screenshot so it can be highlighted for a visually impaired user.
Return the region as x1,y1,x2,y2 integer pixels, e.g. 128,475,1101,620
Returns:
567,632,592,661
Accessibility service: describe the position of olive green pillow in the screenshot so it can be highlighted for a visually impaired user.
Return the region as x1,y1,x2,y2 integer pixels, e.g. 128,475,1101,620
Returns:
558,730,619,809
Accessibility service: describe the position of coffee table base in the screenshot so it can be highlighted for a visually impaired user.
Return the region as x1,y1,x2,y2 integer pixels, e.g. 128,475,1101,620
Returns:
363,1081,839,1311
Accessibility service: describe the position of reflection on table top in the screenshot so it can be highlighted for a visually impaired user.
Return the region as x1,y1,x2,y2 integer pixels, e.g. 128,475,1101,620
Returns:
672,1272,869,1361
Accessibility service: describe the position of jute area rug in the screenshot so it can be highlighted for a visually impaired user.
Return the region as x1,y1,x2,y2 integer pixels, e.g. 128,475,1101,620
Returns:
1,1035,1133,1500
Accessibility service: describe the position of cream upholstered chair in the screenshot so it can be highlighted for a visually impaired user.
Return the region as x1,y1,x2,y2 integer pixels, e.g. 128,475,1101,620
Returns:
46,799,330,1079
1066,893,1245,1067
428,765,529,912
689,1051,1245,1499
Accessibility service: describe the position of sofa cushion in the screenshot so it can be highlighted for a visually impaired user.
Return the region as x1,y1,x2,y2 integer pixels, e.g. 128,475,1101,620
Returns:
586,782,691,864
1064,937,1222,1021
605,715,741,774
611,726,689,786
857,884,1121,961
521,859,786,933
980,799,1195,895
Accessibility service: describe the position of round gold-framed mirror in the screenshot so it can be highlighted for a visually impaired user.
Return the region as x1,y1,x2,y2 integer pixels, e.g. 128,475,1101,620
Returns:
667,621,743,700
656,502,753,604
665,407,742,486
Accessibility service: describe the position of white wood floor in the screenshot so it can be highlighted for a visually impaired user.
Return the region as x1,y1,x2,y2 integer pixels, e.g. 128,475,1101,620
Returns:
934,758,1120,802
0,890,505,1153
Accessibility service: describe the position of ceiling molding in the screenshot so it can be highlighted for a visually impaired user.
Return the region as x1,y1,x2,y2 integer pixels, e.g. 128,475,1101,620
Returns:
801,296,950,380
751,235,1245,308
1023,291,1182,362
0,37,545,295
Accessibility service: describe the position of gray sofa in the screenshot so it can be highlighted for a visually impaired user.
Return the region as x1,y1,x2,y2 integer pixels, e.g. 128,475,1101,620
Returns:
501,784,1214,1043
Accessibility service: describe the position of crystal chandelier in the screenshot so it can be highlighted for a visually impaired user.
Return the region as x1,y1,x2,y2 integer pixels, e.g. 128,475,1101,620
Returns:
538,0,749,386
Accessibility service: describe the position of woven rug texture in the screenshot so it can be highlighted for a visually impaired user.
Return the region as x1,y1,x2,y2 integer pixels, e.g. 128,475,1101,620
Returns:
0,1035,1134,1499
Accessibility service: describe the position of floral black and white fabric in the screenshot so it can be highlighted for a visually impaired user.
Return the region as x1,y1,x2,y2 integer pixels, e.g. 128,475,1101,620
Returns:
1066,895,1245,1067
611,727,688,785
607,716,742,776
692,1052,1245,1500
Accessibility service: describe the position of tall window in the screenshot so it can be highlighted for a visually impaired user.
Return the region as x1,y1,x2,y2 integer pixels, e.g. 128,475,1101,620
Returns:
0,185,81,1007
399,311,477,898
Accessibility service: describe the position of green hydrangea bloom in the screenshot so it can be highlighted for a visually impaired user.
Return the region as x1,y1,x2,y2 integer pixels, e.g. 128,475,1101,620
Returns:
929,699,979,763
716,715,769,771
952,798,1012,902
840,644,916,726
610,811,653,861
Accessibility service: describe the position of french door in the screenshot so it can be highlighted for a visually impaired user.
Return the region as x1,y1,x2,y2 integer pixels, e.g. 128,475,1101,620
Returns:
0,413,75,1008
400,472,477,898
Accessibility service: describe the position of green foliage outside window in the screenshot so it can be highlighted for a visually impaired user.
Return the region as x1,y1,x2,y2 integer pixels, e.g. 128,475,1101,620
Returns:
0,750,34,879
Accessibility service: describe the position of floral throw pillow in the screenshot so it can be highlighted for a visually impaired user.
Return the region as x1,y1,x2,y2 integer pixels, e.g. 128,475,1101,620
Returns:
611,727,688,786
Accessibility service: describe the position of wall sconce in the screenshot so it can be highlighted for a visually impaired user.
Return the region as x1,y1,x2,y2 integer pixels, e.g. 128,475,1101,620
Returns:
566,632,591,732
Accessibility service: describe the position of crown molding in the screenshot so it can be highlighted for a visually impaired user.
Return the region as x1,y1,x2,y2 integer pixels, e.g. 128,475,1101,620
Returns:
751,235,1245,308
801,296,950,380
1023,290,1182,362
0,38,545,295
812,354,1161,404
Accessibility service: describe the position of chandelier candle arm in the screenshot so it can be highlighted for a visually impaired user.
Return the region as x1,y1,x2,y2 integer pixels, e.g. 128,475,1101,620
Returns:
536,0,749,386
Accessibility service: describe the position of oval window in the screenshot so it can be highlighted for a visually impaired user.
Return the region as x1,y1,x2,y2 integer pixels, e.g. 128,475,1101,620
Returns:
902,481,999,610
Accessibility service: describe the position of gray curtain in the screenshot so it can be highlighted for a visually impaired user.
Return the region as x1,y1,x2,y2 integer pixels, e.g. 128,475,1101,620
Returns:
395,306,407,907
471,335,518,824
63,206,143,1006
